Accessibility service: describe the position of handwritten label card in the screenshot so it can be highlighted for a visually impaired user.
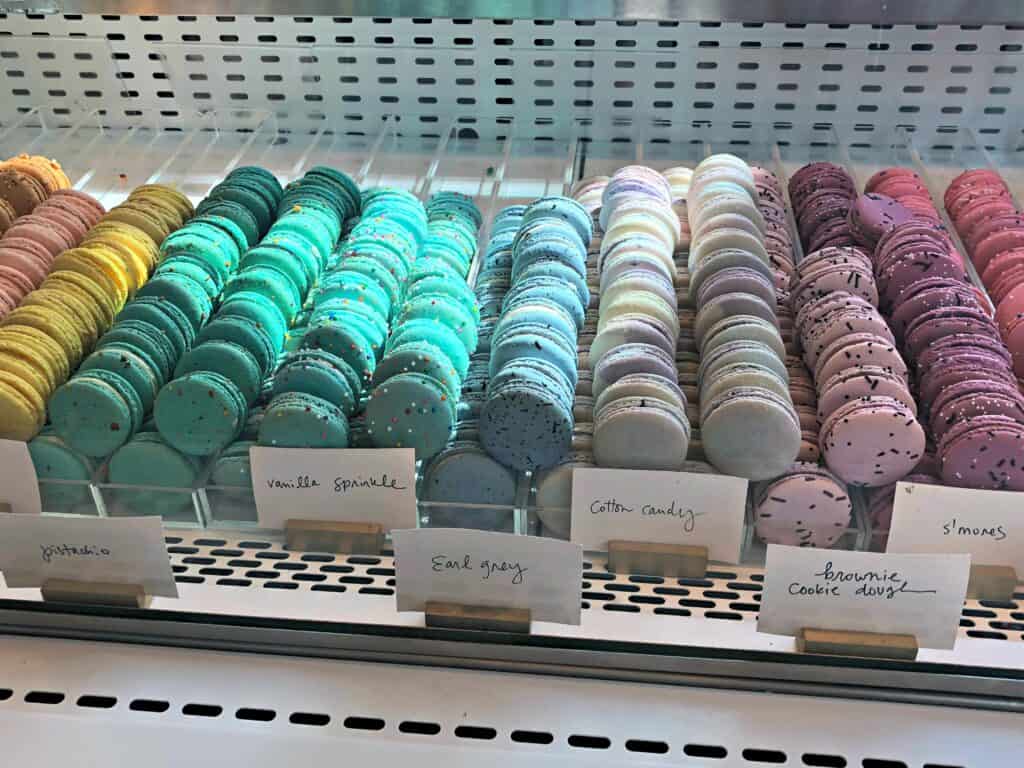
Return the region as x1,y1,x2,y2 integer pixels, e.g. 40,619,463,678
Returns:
0,515,177,597
393,528,582,625
757,545,969,648
251,447,417,532
887,482,1024,573
0,439,42,515
570,468,747,562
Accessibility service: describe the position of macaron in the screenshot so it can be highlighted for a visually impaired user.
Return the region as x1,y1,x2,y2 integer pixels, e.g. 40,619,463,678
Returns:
820,396,926,487
754,463,851,547
257,392,349,449
154,371,248,455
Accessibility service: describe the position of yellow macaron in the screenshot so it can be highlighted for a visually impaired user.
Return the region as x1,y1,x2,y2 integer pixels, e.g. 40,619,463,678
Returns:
0,324,70,383
131,183,194,224
41,269,119,330
52,246,130,311
0,369,46,441
103,201,171,245
0,350,53,401
20,287,100,350
0,334,58,393
3,304,84,369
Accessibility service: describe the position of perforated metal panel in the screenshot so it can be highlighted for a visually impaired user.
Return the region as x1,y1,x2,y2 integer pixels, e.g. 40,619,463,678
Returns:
2,15,1024,147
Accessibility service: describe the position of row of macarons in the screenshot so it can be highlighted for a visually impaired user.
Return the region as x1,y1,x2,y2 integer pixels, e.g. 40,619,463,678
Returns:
0,183,195,442
259,190,483,457
944,169,1024,381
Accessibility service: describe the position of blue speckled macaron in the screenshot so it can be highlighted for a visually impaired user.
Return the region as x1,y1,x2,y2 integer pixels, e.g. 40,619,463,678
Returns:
521,195,593,244
480,373,574,471
272,349,360,417
174,339,263,406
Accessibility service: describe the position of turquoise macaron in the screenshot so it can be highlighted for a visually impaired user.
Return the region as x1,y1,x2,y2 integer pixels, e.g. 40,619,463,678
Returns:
28,428,96,509
154,370,248,456
190,213,250,256
97,319,177,382
365,371,454,459
335,254,403,307
78,343,162,413
315,269,393,322
521,195,593,244
300,317,377,384
174,339,263,406
194,199,261,248
155,255,223,299
115,297,195,360
197,315,278,377
272,349,359,417
258,392,349,448
397,293,478,356
107,431,202,518
160,221,241,276
239,244,311,296
371,340,462,404
210,439,256,488
134,272,214,333
216,291,288,353
311,299,388,350
385,318,470,380
223,265,302,322
406,274,478,317
49,369,145,457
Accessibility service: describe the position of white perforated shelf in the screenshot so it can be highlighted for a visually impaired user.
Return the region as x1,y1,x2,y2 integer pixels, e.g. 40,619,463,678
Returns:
3,15,1024,148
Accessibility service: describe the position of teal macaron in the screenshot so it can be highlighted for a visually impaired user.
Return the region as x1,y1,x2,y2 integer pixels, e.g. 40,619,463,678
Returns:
49,369,145,457
189,213,250,256
28,429,96,509
115,296,195,358
216,290,288,353
107,431,202,518
160,221,241,276
271,349,359,417
134,272,214,333
365,371,454,460
78,343,162,413
206,180,274,236
223,264,302,322
258,391,349,448
210,439,256,488
154,371,248,456
97,319,177,382
196,315,278,377
311,299,388,351
385,317,470,380
194,199,261,248
174,339,263,406
268,210,337,266
335,254,404,307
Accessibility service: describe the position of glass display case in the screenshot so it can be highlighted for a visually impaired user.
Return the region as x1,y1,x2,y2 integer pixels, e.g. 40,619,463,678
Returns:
0,6,1022,765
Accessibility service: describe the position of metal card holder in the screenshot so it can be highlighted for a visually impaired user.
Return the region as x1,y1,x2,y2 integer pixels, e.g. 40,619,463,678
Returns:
798,628,919,661
607,540,709,579
41,579,149,609
424,601,531,634
967,565,1019,603
285,519,384,555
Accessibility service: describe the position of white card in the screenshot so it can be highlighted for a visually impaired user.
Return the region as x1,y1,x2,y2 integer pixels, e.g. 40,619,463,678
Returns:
251,447,417,532
888,482,1024,573
393,528,582,625
757,545,969,649
570,468,747,563
0,439,42,515
0,515,177,597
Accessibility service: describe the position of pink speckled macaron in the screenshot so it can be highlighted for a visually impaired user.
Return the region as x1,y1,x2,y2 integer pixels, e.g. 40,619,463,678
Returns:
929,378,1024,441
820,395,925,487
817,365,916,422
939,414,1024,491
754,462,851,548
